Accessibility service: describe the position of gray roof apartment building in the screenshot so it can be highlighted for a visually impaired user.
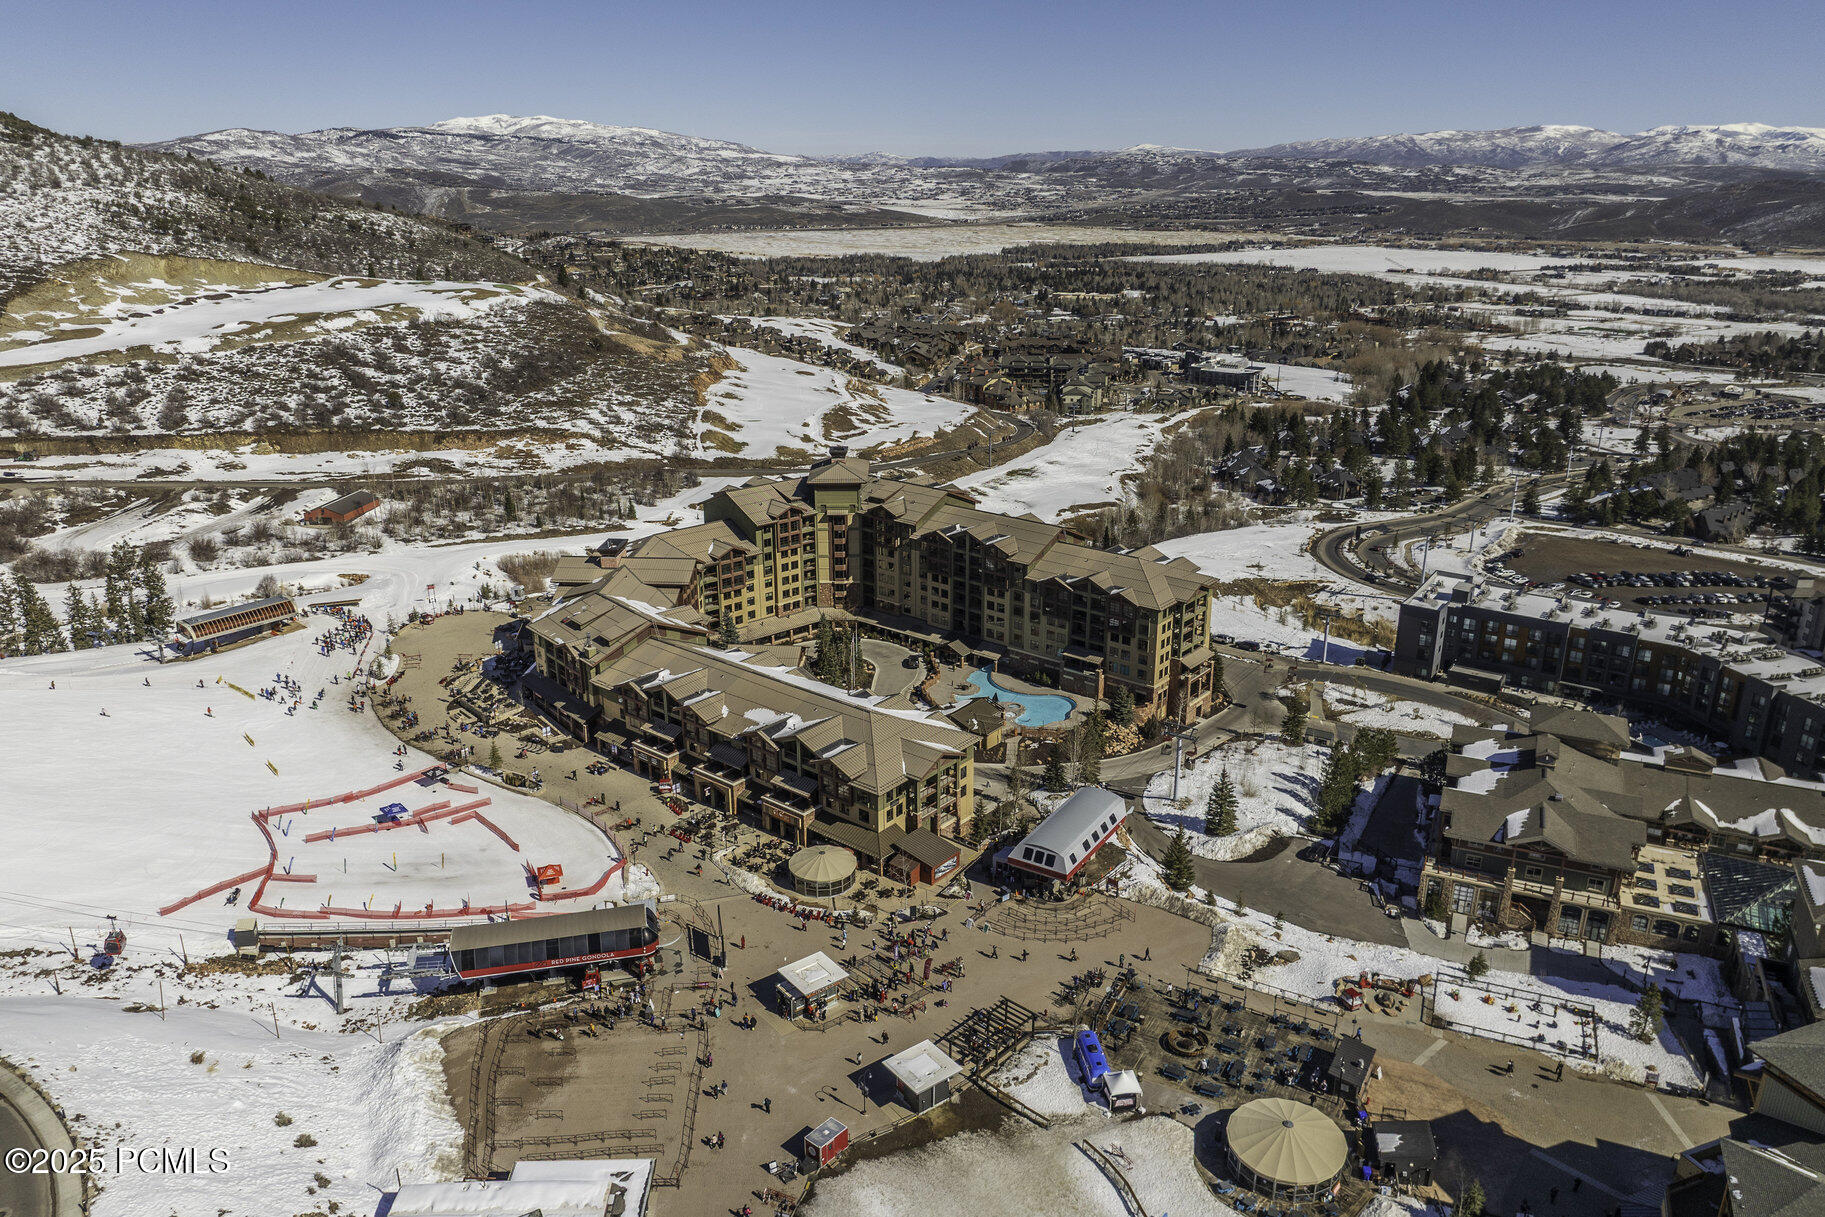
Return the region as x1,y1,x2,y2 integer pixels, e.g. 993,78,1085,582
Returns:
1395,573,1825,778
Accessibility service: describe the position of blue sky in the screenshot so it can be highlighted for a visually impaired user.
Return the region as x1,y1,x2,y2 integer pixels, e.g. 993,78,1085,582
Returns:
4,0,1820,155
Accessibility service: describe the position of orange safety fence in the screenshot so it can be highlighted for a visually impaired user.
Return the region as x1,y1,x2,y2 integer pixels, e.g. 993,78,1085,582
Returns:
158,864,270,917
534,859,626,902
300,797,490,842
452,810,520,851
335,767,437,805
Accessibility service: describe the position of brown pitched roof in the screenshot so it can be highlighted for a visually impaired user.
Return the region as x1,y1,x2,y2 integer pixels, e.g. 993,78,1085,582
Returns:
596,640,975,795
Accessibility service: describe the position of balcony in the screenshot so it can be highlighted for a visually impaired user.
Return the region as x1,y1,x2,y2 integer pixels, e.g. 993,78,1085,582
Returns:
760,790,817,837
770,769,819,802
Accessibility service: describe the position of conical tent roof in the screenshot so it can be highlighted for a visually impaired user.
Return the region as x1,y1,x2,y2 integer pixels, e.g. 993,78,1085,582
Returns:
1226,1097,1347,1188
789,845,857,885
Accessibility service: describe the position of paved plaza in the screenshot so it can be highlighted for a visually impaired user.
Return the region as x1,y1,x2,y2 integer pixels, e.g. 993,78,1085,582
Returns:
382,612,1746,1217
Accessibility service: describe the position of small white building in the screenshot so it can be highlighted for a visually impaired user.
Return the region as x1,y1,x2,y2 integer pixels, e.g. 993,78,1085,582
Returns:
882,1039,965,1113
775,951,850,1021
387,1157,651,1217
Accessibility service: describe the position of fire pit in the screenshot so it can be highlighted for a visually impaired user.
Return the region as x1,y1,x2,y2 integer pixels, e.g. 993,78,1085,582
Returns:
1162,1026,1209,1057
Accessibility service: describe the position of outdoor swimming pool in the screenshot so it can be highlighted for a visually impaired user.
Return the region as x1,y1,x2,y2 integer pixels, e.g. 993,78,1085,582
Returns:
959,666,1077,727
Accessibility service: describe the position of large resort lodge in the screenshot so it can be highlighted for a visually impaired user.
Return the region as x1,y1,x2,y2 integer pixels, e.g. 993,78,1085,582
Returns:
526,453,1221,870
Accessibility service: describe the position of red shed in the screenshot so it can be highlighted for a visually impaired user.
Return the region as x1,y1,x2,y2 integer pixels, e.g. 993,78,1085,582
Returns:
304,490,379,525
804,1118,848,1168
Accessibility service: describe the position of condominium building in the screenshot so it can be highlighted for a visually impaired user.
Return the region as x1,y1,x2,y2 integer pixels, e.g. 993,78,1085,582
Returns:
1395,573,1825,777
599,639,977,868
646,453,1222,717
1423,708,1825,955
523,453,1227,867
522,564,975,870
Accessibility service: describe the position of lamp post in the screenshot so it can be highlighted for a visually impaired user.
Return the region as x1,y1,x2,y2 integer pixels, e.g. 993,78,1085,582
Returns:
1168,722,1196,802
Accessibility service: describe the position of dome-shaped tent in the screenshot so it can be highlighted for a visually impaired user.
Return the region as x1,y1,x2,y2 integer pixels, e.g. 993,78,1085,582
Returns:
788,845,857,897
1224,1096,1348,1199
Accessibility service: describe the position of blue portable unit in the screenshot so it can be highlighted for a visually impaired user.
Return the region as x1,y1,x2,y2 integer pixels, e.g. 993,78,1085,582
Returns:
1073,1029,1109,1085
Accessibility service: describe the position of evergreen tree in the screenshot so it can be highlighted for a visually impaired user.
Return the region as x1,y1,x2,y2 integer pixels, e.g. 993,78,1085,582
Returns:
1351,727,1400,781
1422,885,1449,922
1458,1178,1486,1217
1041,750,1069,792
811,621,844,684
1161,830,1197,893
716,614,739,648
488,740,502,771
1279,688,1308,745
1419,746,1450,787
1211,653,1227,703
1077,712,1105,787
107,542,145,640
63,583,91,649
1466,951,1490,980
1520,480,1541,515
1313,747,1360,837
1630,985,1665,1043
12,576,67,655
0,578,20,655
1108,686,1135,727
138,550,174,638
1206,769,1239,836
102,545,132,640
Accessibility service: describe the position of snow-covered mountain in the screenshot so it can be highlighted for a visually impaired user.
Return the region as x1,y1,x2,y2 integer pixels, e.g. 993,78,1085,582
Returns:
155,115,1825,194
1599,124,1825,171
1234,124,1626,169
147,114,1019,213
0,110,524,302
140,113,1825,244
158,114,813,195
1235,123,1825,171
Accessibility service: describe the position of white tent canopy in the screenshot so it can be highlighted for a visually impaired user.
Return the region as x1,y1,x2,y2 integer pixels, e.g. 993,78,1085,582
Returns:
1226,1097,1348,1189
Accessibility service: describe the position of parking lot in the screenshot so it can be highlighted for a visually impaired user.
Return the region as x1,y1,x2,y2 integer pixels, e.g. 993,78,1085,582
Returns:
1676,393,1825,430
1490,532,1791,613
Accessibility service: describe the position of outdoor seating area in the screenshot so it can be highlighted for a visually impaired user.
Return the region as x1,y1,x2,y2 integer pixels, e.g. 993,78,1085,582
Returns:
1078,970,1379,1213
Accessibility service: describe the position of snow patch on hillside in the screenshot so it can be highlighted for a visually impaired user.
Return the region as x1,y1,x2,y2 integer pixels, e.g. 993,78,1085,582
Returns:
702,346,972,454
948,412,1186,520
0,995,465,1217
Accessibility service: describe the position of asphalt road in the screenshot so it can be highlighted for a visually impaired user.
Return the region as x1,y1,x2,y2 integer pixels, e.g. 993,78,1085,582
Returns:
1123,814,1409,945
1313,469,1576,593
0,1086,60,1217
